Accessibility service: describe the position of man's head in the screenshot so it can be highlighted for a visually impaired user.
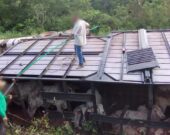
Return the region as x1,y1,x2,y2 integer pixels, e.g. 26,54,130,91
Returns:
71,14,80,24
0,77,6,90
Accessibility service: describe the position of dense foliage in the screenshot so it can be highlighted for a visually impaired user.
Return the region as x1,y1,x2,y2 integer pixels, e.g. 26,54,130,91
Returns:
7,116,97,135
0,0,170,37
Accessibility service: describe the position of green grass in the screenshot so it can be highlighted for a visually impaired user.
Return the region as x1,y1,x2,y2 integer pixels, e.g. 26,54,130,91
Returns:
0,31,25,39
0,27,46,39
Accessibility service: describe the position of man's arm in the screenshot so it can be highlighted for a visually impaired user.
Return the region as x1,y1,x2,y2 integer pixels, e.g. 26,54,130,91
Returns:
68,34,74,41
0,94,7,119
68,24,81,41
85,21,90,28
84,21,90,35
0,108,6,120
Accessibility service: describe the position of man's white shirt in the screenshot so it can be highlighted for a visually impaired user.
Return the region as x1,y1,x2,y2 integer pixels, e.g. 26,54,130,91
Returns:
72,19,89,46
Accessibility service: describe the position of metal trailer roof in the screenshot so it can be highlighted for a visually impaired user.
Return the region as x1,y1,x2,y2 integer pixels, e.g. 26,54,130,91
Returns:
1,30,170,84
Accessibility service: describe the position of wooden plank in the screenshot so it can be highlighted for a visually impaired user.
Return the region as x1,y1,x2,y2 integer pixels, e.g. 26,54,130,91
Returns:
67,43,105,46
105,68,121,74
0,65,8,69
148,41,165,46
11,40,35,50
154,54,170,59
62,48,103,52
8,64,27,70
153,75,170,83
158,64,170,69
153,49,168,54
153,70,170,76
48,65,69,70
68,71,96,77
23,69,43,75
3,69,21,75
109,50,122,54
110,46,122,50
151,46,167,50
45,70,65,76
157,58,170,64
107,53,122,58
123,74,142,81
107,73,120,80
125,46,138,50
107,58,122,63
17,56,35,60
71,65,98,71
0,56,17,61
105,63,121,68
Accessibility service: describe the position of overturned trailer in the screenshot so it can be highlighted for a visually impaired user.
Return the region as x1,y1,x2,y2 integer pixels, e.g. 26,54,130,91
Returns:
0,29,170,134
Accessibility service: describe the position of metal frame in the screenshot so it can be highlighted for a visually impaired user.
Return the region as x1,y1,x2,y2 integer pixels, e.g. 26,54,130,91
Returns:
138,29,154,135
2,76,145,84
41,81,97,118
0,40,39,74
18,39,54,76
34,37,98,118
1,32,170,133
97,36,113,80
22,36,106,41
95,32,125,81
42,92,95,102
5,72,170,84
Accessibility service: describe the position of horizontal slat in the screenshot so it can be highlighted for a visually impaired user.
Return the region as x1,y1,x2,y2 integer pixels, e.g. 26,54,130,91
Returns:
42,92,94,102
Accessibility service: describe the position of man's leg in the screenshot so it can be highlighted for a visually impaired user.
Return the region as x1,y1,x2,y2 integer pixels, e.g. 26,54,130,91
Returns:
0,122,6,135
83,54,86,63
74,45,77,56
81,46,85,63
75,45,84,66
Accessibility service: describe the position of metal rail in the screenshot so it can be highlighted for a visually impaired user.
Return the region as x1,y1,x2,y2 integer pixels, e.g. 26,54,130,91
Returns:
23,36,106,41
41,92,94,102
0,40,39,74
40,51,102,55
161,32,170,57
111,29,170,34
145,72,154,135
96,33,124,80
138,29,154,135
2,76,146,84
120,33,126,80
119,105,129,134
63,56,76,78
97,35,113,80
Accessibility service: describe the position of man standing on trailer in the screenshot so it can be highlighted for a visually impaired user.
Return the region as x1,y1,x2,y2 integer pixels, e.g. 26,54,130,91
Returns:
69,15,90,68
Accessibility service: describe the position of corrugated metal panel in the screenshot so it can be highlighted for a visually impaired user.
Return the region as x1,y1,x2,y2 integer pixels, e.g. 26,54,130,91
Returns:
126,48,159,72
